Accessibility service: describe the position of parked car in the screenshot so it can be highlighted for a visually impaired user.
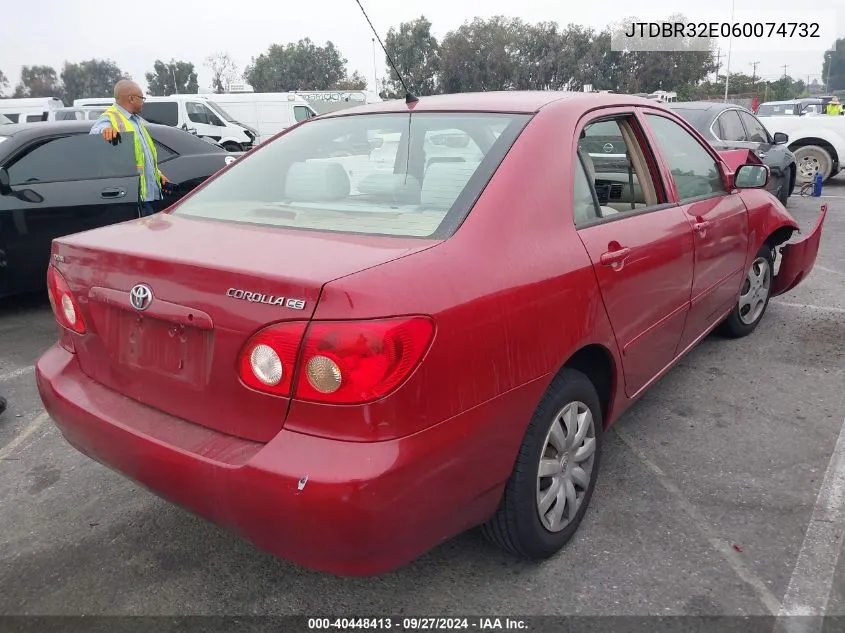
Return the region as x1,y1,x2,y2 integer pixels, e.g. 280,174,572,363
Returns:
34,91,825,577
668,101,796,206
0,121,241,299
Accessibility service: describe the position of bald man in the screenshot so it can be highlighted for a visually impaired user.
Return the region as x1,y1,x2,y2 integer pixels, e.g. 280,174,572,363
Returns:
90,80,169,217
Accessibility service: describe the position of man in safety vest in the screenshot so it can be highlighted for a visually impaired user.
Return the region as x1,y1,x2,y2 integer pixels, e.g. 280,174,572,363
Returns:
90,80,169,216
826,96,842,116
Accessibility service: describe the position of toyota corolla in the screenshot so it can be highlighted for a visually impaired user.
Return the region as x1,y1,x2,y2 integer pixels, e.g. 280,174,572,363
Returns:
35,91,825,576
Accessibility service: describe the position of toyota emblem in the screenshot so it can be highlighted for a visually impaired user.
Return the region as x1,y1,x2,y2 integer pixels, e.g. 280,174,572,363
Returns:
129,284,153,311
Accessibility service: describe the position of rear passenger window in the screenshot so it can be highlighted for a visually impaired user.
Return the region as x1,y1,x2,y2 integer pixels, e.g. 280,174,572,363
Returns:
575,116,663,221
573,155,599,224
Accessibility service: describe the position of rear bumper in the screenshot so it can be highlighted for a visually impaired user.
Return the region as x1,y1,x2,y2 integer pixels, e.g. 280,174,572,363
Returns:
36,345,540,576
773,203,828,296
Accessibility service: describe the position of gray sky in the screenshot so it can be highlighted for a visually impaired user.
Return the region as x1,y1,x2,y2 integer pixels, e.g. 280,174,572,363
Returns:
1,0,841,95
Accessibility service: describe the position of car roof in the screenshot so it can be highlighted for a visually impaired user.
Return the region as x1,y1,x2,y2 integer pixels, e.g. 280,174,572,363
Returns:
316,91,665,117
0,120,100,139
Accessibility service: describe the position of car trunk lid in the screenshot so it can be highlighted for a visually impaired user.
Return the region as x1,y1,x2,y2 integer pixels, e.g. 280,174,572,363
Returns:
51,214,437,442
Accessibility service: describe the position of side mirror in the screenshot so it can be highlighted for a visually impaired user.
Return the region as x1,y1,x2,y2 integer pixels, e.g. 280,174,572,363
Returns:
735,163,770,189
0,167,44,203
773,132,789,144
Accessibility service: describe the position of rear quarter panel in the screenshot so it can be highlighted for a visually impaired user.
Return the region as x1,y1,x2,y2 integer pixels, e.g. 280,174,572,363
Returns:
284,103,621,457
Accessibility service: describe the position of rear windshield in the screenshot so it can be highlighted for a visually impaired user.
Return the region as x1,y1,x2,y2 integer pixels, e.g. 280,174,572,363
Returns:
756,104,798,116
171,111,531,238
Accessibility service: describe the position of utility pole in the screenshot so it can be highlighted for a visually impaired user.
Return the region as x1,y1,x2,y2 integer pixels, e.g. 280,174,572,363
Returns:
724,0,736,102
714,47,724,80
372,38,378,92
750,61,759,86
782,64,789,78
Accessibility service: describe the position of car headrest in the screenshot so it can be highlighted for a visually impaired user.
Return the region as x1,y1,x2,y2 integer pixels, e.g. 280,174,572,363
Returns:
284,161,350,202
357,172,421,204
420,162,479,209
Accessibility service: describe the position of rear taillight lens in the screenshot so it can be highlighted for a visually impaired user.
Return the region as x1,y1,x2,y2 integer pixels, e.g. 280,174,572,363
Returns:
295,317,434,404
47,265,86,334
238,321,308,396
237,317,434,404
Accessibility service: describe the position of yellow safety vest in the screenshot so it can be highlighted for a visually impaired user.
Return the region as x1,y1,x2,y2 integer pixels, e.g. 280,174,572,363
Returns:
102,105,162,200
826,103,842,116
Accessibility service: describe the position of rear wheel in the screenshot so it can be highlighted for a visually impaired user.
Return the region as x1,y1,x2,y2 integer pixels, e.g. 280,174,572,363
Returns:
718,245,774,338
481,368,602,559
793,145,833,182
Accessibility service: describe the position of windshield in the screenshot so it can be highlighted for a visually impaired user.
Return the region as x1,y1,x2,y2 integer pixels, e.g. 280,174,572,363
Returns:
206,100,236,122
172,111,530,238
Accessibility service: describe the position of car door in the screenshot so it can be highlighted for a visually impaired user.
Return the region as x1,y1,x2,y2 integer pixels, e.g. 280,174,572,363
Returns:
0,132,140,297
573,111,695,398
641,111,749,352
186,101,227,142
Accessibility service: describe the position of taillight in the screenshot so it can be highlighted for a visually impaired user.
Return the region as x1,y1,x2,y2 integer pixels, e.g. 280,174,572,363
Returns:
47,265,86,334
238,321,308,396
295,317,434,404
237,317,434,404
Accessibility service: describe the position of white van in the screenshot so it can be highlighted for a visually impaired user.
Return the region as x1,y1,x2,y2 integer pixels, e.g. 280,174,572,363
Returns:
0,97,65,123
48,106,107,121
205,92,318,144
73,95,257,151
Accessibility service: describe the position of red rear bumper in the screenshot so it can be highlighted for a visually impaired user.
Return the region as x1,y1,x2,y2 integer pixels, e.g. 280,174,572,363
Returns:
773,203,828,296
35,345,539,576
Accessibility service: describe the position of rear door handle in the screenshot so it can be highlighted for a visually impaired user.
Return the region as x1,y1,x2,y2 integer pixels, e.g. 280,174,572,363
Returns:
693,220,711,233
100,188,126,199
600,247,631,266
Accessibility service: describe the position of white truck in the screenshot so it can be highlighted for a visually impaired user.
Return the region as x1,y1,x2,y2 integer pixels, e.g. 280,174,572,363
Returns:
761,113,845,182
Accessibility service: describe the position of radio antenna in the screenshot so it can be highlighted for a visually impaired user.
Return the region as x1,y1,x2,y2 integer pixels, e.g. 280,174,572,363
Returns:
353,0,418,104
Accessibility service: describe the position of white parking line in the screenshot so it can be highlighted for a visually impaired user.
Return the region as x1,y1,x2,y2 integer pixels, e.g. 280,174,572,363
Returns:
774,417,845,633
0,411,50,461
773,301,845,314
816,266,844,276
614,427,783,616
0,366,35,383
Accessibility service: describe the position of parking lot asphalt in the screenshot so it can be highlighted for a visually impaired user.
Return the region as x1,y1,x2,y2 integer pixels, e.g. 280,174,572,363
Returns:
0,178,843,620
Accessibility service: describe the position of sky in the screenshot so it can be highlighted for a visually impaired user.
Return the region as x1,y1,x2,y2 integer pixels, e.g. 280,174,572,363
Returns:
0,0,841,96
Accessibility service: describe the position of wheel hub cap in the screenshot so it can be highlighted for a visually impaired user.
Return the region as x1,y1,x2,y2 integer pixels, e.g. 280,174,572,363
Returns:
536,401,597,533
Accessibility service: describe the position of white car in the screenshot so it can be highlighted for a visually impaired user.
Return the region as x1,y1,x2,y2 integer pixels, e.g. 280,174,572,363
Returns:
759,113,844,182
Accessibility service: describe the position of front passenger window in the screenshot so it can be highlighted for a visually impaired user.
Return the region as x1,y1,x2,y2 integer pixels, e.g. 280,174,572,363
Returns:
645,114,725,202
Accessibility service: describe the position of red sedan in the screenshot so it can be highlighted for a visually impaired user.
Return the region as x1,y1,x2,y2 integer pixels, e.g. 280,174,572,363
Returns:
35,91,825,576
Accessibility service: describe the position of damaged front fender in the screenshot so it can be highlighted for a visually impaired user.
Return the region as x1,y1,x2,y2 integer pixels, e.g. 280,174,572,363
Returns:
772,204,828,297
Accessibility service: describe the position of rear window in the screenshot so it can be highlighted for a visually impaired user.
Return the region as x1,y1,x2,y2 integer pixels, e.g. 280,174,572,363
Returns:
172,112,530,238
141,102,179,126
756,104,797,116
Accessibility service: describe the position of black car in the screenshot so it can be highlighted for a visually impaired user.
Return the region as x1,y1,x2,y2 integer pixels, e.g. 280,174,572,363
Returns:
0,121,240,299
668,101,796,206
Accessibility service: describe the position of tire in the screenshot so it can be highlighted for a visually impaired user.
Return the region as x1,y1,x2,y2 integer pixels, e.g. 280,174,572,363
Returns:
222,142,242,152
481,368,603,560
793,145,833,182
718,245,774,339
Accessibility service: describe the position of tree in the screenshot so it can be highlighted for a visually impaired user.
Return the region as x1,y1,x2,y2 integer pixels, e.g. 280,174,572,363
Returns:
608,14,717,94
440,16,527,93
205,52,239,94
0,69,8,97
61,59,127,104
822,37,845,91
14,65,62,100
382,16,442,98
333,71,368,90
245,38,347,91
145,59,199,96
